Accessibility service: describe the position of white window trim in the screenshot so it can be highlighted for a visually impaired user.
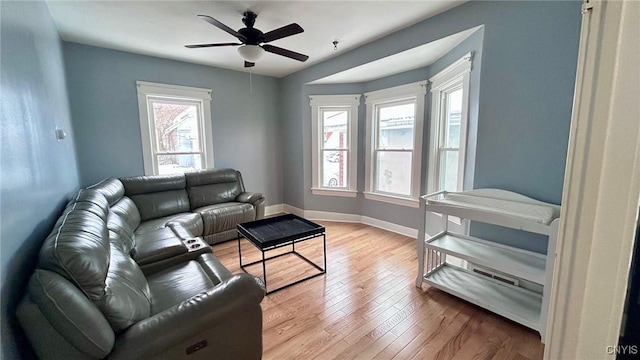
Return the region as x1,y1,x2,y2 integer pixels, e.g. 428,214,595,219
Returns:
136,81,214,175
309,94,361,197
427,52,473,195
363,81,427,208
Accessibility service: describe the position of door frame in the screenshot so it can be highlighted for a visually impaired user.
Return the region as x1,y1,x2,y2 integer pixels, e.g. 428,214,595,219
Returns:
544,0,640,358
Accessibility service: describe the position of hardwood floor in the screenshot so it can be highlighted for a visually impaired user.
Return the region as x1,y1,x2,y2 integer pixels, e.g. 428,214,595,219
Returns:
212,221,544,360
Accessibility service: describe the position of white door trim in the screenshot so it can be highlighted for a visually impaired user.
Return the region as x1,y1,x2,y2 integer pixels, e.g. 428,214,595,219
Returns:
544,1,640,358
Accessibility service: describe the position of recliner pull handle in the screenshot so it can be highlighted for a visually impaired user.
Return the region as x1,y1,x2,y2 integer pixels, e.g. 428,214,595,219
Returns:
186,339,208,355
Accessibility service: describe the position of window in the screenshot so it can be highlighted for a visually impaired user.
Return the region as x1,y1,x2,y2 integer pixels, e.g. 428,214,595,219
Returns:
136,81,214,175
310,95,360,197
364,82,427,208
428,53,473,194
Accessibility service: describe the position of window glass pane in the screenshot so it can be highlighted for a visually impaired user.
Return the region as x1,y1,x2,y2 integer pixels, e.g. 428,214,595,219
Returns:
377,103,415,149
322,150,347,187
375,151,412,195
444,88,462,148
323,110,348,149
152,102,201,152
440,150,459,192
157,154,202,175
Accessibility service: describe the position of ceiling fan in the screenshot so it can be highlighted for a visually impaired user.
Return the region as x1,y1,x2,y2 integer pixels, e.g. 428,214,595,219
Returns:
185,11,309,68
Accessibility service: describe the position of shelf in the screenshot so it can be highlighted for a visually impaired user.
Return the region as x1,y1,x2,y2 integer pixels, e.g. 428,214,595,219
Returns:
422,189,561,236
424,203,554,235
424,265,542,330
426,232,546,284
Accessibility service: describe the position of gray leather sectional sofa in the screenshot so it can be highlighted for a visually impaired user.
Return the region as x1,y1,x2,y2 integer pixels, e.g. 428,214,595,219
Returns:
17,168,266,359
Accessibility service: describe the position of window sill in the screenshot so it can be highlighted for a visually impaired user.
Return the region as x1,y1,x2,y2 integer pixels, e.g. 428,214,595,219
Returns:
363,192,419,208
311,188,358,198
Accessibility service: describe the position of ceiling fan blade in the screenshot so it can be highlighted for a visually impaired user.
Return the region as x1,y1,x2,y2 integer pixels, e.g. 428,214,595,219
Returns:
263,23,304,43
197,15,247,42
262,44,309,62
185,42,242,48
244,61,255,68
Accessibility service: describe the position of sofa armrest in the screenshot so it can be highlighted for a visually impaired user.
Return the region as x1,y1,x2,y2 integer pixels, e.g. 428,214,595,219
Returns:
235,192,265,206
109,273,265,359
236,192,265,219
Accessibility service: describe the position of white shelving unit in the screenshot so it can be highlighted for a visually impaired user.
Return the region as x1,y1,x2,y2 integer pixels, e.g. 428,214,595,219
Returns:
415,189,560,342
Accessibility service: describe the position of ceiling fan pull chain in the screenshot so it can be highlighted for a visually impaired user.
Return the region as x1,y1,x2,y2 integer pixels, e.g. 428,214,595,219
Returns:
249,70,253,94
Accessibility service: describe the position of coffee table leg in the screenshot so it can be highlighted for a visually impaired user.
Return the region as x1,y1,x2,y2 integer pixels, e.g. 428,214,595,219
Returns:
323,233,327,271
262,250,267,292
238,232,243,268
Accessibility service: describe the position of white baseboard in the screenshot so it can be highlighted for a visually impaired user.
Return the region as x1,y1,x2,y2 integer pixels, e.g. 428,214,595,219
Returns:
273,203,418,238
264,204,284,217
361,216,418,238
304,210,360,223
283,204,304,217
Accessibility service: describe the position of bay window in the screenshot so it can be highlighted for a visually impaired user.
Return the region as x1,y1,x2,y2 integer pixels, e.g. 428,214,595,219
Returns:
310,94,360,197
364,82,427,207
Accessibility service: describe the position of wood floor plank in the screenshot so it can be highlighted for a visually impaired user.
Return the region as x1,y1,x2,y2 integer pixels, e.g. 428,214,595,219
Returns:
211,221,544,360
374,323,426,360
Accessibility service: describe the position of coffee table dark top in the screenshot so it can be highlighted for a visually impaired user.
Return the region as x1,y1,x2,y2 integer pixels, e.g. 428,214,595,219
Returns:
237,214,325,249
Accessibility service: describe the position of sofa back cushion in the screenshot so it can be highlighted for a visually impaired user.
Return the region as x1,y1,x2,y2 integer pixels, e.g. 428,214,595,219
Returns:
24,269,115,358
38,189,151,332
98,245,151,332
110,196,141,230
107,211,136,253
120,174,190,221
186,169,245,209
107,196,140,253
87,178,125,207
65,188,111,219
39,190,111,300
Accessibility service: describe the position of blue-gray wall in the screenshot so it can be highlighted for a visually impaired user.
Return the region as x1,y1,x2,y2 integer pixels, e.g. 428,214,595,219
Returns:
281,1,580,252
63,43,283,205
1,1,81,358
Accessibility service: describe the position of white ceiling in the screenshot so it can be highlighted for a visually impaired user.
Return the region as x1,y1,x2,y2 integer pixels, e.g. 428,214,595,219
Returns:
46,1,466,78
308,26,479,84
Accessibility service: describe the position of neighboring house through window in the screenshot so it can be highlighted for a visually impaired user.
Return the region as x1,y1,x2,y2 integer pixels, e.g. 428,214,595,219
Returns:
136,81,214,175
310,94,360,197
364,81,427,208
428,52,473,194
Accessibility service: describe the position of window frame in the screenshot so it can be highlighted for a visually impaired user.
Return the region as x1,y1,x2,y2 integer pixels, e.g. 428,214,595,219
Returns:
136,81,214,175
427,52,473,195
364,81,427,208
309,94,361,197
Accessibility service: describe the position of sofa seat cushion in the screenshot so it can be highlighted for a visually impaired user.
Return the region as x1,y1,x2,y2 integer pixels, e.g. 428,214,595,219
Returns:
131,228,186,266
194,202,255,236
147,257,217,315
134,212,203,237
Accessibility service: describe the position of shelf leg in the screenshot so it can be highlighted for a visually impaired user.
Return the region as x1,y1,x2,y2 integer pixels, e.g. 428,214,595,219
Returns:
416,201,427,287
540,218,560,344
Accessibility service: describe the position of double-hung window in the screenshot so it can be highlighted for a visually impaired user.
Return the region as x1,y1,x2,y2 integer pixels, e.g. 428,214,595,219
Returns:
428,53,473,193
136,81,214,175
310,95,360,197
364,82,427,207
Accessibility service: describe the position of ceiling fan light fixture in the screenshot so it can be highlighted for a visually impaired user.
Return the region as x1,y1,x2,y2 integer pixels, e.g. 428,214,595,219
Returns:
237,45,265,62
